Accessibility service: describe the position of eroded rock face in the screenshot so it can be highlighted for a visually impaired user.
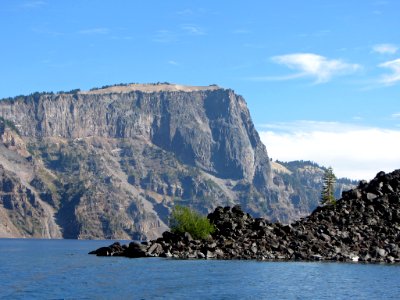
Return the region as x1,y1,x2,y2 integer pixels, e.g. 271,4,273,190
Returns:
90,169,400,263
0,88,268,182
0,84,355,239
0,165,61,238
0,84,277,239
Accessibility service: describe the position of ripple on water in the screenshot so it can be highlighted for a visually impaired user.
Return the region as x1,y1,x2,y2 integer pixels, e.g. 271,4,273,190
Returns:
0,239,399,299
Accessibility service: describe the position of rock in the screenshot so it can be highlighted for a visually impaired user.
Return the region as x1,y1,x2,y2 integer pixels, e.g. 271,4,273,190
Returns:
215,248,225,258
342,189,362,200
358,180,368,189
88,242,124,256
386,256,395,263
232,205,244,215
320,233,331,242
361,253,371,262
376,171,386,178
0,84,360,240
184,232,193,243
382,184,395,194
90,169,400,264
311,254,323,261
376,248,387,258
206,250,216,259
124,242,148,258
89,247,111,256
162,231,180,243
160,251,172,258
207,242,217,250
350,255,359,262
147,243,164,256
366,193,378,201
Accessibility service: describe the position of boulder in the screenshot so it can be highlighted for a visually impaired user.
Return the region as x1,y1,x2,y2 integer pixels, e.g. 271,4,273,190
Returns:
89,169,400,263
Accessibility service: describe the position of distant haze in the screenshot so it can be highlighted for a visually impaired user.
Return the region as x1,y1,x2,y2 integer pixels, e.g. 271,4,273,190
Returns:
259,121,400,180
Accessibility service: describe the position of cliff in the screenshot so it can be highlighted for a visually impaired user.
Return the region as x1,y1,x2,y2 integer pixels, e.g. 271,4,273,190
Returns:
0,83,354,239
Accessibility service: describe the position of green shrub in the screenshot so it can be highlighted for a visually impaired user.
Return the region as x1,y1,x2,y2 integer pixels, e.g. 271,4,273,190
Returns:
169,205,215,240
0,116,20,135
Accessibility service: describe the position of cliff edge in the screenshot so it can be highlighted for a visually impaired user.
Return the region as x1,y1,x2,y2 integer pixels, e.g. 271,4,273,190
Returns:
0,83,352,239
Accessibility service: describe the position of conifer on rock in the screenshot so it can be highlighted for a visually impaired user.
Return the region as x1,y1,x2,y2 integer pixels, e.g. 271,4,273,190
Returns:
321,167,336,205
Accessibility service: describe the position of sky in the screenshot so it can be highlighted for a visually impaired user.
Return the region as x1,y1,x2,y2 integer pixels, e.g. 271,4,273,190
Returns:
0,0,399,180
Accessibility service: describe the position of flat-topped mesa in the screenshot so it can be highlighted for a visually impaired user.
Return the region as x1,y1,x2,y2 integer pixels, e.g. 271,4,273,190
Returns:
2,83,350,239
0,83,281,240
0,83,247,140
0,84,269,183
80,83,221,95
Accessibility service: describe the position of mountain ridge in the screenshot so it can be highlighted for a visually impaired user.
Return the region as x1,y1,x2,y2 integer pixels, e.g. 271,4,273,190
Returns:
0,84,355,239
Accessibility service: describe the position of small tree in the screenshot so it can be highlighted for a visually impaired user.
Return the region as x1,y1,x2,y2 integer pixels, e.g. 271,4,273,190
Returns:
169,205,215,240
321,166,336,205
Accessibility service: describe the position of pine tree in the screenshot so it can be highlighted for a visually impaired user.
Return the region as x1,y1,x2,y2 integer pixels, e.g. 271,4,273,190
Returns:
321,166,336,205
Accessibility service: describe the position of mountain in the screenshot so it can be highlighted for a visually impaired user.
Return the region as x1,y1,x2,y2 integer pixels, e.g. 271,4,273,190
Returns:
0,83,355,239
271,160,357,216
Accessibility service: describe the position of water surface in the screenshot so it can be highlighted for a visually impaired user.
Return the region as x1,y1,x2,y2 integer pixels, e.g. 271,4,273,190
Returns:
0,239,399,299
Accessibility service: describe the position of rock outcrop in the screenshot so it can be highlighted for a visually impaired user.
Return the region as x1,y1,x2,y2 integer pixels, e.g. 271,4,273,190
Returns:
0,165,61,238
90,169,400,263
0,83,355,239
271,160,356,217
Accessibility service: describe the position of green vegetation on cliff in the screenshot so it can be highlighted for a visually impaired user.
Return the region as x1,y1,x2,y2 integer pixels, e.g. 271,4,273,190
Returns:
0,116,20,135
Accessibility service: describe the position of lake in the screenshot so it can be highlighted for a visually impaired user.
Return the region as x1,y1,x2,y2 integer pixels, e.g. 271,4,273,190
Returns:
0,239,399,299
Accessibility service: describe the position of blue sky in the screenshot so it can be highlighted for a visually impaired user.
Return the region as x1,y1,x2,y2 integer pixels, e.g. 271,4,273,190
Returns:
0,0,399,179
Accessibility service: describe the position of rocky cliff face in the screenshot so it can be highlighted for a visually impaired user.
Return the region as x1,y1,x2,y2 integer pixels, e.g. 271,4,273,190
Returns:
0,83,353,239
0,126,61,239
1,85,269,183
271,160,357,217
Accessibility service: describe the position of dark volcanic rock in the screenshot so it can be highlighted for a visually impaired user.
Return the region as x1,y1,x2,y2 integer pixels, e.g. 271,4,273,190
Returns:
88,242,125,256
90,169,400,263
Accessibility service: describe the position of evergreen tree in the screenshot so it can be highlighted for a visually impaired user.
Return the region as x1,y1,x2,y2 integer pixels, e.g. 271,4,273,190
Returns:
321,167,336,205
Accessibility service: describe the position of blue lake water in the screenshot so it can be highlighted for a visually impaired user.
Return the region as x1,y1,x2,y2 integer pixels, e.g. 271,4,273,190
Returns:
0,239,399,299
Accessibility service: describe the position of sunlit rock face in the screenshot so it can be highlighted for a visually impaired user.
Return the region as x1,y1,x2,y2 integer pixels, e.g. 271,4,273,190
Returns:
0,83,353,239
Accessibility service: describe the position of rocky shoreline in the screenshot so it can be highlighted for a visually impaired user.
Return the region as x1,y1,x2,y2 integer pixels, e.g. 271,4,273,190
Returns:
89,170,400,263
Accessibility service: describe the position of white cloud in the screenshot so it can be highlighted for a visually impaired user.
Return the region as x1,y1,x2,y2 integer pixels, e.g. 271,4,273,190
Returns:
20,1,45,8
78,28,110,35
392,113,400,119
233,29,251,34
258,121,400,180
181,24,205,36
271,53,361,83
152,30,178,43
176,9,193,15
259,120,362,132
297,30,330,38
167,60,179,66
152,25,204,43
247,73,307,82
379,58,400,85
372,43,398,54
